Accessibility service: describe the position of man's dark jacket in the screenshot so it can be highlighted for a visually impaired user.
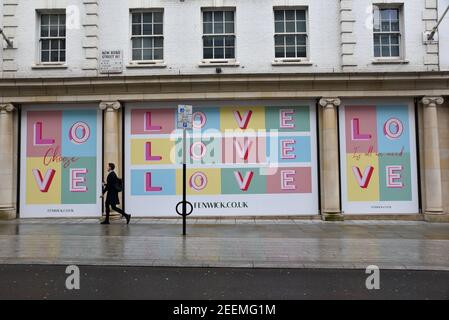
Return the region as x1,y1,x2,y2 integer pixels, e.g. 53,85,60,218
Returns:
103,171,120,205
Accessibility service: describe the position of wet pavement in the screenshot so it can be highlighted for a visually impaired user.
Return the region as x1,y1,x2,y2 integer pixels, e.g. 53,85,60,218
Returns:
0,265,448,300
0,218,448,270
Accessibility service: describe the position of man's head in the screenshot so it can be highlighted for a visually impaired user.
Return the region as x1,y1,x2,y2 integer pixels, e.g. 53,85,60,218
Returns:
108,163,115,172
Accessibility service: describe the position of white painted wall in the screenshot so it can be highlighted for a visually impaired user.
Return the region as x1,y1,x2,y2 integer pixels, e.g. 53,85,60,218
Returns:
439,0,449,70
2,0,448,77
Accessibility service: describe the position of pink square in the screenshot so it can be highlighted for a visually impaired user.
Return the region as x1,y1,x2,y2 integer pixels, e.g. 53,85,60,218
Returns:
131,109,175,135
266,167,312,194
26,111,62,157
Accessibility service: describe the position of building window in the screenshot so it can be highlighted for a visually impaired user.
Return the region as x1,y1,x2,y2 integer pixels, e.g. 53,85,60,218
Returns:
40,13,66,63
274,9,307,59
131,11,163,61
373,6,401,58
202,10,235,60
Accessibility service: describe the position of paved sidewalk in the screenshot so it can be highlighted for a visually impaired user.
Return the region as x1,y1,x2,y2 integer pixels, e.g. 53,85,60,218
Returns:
0,218,448,270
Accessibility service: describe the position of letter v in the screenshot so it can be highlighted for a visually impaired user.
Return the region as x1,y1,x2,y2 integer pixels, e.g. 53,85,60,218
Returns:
32,169,56,192
234,171,254,191
233,110,253,129
234,140,253,160
352,166,374,189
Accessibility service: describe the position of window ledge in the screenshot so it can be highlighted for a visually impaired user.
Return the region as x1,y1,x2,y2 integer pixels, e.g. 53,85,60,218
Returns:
372,59,409,65
199,60,240,68
32,63,68,69
127,62,167,69
272,60,313,66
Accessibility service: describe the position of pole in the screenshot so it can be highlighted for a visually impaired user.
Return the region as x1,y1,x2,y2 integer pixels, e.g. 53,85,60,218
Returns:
182,128,187,236
428,4,449,40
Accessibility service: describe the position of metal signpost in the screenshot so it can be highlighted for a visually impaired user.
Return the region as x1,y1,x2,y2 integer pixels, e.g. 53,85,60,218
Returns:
176,105,193,236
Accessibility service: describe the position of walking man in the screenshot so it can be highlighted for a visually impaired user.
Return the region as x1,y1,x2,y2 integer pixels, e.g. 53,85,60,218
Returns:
101,163,131,225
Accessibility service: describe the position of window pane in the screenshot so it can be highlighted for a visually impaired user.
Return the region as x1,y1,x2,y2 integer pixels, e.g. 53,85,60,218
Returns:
225,47,234,58
153,12,163,23
59,25,66,37
132,24,141,35
390,9,399,20
391,21,399,31
286,21,295,32
214,37,224,47
204,47,213,59
132,49,142,60
214,47,224,59
296,10,306,21
154,37,163,48
391,35,399,45
381,21,390,31
132,38,142,49
275,46,284,58
225,22,234,33
132,13,141,24
41,26,49,37
143,49,152,60
143,24,152,35
285,10,295,20
60,50,66,62
203,11,213,22
42,39,50,50
274,35,284,46
51,40,59,50
297,46,307,57
143,37,152,49
154,48,163,60
214,22,224,33
204,22,213,34
374,34,380,45
41,50,49,62
51,51,59,62
214,11,223,22
203,37,213,47
59,15,66,25
50,15,58,25
275,22,284,33
374,45,380,57
50,26,58,37
274,10,284,22
391,45,400,56
286,46,295,57
154,24,163,35
41,15,50,25
285,35,295,46
296,21,306,32
381,9,390,20
382,45,390,57
225,36,235,46
60,40,66,50
143,13,152,23
381,35,390,45
296,35,306,46
225,11,234,22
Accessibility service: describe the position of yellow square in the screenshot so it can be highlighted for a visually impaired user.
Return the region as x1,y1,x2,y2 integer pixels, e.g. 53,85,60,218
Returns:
176,169,221,195
131,138,176,165
346,154,379,202
220,106,265,131
26,158,61,204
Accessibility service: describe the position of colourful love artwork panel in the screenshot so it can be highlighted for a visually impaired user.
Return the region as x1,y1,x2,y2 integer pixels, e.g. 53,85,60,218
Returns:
20,106,102,218
124,102,319,217
339,102,419,214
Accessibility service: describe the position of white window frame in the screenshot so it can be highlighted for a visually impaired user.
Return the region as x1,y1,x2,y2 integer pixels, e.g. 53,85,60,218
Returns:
37,11,66,65
129,9,164,65
273,7,309,63
201,8,236,64
373,4,404,61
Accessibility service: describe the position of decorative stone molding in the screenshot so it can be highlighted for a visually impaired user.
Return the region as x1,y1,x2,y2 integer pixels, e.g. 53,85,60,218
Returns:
99,101,121,111
421,96,444,107
82,0,99,70
423,0,439,71
1,0,19,73
319,97,341,108
0,103,15,113
339,0,357,71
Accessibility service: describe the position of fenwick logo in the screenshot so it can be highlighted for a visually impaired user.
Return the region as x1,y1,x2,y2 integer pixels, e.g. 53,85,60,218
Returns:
193,201,249,209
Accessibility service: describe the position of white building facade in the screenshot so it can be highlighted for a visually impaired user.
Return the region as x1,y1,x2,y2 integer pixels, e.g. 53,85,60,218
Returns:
1,0,449,221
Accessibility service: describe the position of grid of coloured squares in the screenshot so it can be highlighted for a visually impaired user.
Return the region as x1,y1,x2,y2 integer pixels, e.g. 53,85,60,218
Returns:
129,106,313,196
25,110,98,204
345,105,412,202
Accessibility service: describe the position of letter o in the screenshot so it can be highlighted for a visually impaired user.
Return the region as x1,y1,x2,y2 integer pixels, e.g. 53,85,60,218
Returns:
190,172,207,191
70,122,90,145
383,118,403,140
190,142,207,160
192,111,206,129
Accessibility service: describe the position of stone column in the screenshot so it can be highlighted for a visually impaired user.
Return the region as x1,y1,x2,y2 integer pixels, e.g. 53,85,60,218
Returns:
421,97,447,222
100,101,121,177
319,98,344,221
0,104,16,219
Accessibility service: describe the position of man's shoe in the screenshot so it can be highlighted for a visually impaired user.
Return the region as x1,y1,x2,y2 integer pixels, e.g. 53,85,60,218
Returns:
101,220,110,225
125,214,131,225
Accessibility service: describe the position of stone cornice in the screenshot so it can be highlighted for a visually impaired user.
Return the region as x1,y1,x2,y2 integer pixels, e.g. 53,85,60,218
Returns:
0,72,448,103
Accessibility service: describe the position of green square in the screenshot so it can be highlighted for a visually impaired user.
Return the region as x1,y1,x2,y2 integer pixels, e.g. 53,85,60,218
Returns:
265,106,310,132
379,154,412,201
221,168,266,194
61,157,97,204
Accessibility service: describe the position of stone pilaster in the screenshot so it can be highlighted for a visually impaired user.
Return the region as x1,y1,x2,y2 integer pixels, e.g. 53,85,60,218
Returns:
0,103,16,219
421,96,447,222
100,101,121,178
340,0,357,71
319,98,344,221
